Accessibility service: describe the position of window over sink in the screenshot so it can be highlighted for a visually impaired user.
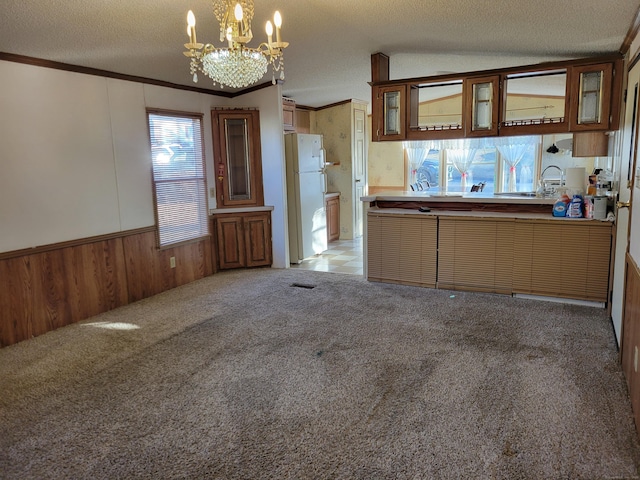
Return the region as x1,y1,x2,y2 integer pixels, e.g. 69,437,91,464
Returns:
405,136,541,194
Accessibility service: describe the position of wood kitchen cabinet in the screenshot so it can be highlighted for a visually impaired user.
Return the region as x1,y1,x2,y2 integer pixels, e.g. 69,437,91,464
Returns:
211,109,264,208
464,75,500,137
372,85,407,141
437,216,514,293
370,55,622,141
282,97,296,132
367,212,437,287
212,211,272,270
512,220,611,302
569,62,616,131
365,209,612,303
326,195,340,242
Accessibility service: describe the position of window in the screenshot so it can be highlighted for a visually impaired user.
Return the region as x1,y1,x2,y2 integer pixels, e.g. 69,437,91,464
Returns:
405,136,541,194
147,111,208,247
445,146,497,193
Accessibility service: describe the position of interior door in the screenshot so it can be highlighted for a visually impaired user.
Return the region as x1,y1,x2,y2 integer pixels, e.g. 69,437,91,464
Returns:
613,62,638,345
353,107,367,237
620,59,640,430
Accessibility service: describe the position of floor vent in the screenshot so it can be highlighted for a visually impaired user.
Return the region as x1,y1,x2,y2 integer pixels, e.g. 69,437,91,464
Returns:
291,283,316,289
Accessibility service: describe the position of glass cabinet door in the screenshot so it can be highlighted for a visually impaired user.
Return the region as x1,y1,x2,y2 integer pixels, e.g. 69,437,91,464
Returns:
212,110,264,207
578,71,604,124
472,82,493,130
374,85,406,140
384,90,401,135
570,63,613,131
464,76,499,136
224,117,251,201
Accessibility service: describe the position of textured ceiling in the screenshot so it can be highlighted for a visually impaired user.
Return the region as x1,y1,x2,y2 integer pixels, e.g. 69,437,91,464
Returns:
0,0,638,109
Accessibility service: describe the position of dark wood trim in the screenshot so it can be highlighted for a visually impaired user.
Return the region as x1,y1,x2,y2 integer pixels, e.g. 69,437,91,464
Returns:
294,99,357,112
621,4,640,56
294,104,316,111
315,99,355,111
371,52,390,83
0,226,155,261
0,52,275,99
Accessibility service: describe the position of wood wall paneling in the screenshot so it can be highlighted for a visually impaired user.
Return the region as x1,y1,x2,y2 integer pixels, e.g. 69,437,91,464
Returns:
0,256,34,346
1,229,213,347
123,231,213,303
0,238,129,347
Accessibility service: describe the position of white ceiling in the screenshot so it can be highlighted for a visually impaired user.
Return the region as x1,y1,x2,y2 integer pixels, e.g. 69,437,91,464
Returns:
0,0,638,109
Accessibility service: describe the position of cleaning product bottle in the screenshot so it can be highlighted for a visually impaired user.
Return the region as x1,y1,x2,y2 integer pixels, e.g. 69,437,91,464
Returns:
552,194,570,217
567,194,584,218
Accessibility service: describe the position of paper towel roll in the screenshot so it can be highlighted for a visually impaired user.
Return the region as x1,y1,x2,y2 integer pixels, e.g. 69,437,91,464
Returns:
565,167,586,191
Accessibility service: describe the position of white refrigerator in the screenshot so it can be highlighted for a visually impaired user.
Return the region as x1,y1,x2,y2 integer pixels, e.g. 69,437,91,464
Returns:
285,133,328,264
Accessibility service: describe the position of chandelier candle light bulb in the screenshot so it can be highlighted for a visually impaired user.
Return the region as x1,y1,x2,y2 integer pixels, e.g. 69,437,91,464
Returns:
187,10,197,45
274,11,282,44
266,21,273,48
183,0,288,89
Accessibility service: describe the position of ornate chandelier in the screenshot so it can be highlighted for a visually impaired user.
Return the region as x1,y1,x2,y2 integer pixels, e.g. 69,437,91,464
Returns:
183,0,288,89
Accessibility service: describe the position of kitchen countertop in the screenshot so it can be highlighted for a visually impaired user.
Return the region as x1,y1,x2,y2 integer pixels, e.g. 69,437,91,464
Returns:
366,206,613,223
361,190,555,205
361,190,614,223
210,205,274,215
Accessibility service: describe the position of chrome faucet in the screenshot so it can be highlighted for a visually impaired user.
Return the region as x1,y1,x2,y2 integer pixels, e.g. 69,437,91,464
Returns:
540,165,563,179
538,165,563,197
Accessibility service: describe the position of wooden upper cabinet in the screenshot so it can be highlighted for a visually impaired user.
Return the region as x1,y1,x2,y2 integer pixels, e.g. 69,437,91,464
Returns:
211,109,264,208
500,68,570,136
407,79,464,140
370,55,622,142
282,97,296,132
464,75,500,137
372,85,407,141
569,62,614,131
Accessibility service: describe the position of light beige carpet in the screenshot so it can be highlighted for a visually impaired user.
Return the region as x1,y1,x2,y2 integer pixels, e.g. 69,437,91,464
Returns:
1,268,639,479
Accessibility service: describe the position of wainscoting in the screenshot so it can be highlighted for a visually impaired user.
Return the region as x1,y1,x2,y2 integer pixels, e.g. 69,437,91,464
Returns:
621,253,640,430
0,228,213,347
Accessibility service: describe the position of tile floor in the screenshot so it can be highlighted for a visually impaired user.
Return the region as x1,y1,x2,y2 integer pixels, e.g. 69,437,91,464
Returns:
289,237,363,276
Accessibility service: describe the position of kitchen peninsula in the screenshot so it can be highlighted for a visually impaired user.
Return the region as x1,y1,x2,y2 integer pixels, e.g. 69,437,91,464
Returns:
362,191,613,305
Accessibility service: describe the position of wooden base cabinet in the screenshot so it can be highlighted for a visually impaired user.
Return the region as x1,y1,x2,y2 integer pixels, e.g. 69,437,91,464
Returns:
437,217,514,294
213,211,272,270
513,220,611,302
366,211,613,303
367,213,437,287
326,195,340,242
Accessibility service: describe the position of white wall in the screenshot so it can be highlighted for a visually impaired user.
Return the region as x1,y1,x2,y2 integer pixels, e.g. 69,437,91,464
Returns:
0,62,123,249
0,60,287,269
234,84,289,268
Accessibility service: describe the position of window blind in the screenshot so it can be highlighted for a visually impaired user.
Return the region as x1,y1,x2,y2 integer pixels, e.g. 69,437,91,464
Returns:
148,112,208,247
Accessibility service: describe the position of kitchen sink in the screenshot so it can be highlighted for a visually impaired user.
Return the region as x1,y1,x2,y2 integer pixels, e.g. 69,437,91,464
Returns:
493,192,538,197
